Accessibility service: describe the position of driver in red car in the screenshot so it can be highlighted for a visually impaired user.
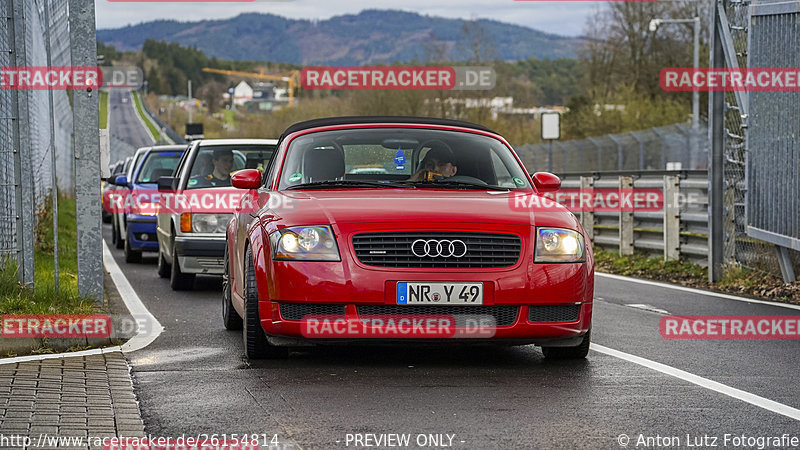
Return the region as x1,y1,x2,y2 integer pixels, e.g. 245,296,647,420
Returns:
408,141,458,181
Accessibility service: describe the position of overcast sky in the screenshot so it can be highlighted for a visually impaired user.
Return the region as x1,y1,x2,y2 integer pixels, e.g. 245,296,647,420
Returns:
96,0,597,37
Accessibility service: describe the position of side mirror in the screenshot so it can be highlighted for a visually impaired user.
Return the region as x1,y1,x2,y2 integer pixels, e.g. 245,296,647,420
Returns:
113,175,128,187
157,176,176,192
231,169,262,190
532,172,561,193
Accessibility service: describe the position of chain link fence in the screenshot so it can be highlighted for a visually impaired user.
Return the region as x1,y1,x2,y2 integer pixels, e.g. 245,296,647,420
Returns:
0,0,84,288
515,123,708,173
712,0,800,280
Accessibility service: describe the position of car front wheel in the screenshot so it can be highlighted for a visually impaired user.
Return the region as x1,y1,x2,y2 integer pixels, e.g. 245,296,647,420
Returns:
541,329,591,360
124,230,142,263
169,239,195,291
157,248,170,278
113,218,124,249
243,246,287,359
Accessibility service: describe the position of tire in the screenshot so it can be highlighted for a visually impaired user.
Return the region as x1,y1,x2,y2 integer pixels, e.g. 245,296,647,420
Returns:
157,248,170,278
541,329,591,360
124,230,142,263
169,239,195,291
102,210,111,224
114,218,124,249
243,246,287,359
222,246,243,330
111,219,117,245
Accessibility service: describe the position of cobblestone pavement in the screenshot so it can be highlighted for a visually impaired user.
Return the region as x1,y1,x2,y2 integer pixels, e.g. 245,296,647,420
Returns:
0,352,144,449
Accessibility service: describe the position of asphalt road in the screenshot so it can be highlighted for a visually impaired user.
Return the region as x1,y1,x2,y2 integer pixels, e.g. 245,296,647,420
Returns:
101,228,800,449
108,89,154,159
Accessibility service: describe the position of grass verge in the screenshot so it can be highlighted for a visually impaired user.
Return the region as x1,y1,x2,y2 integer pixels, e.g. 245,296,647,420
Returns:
99,90,109,129
0,195,102,315
593,248,799,305
131,90,161,141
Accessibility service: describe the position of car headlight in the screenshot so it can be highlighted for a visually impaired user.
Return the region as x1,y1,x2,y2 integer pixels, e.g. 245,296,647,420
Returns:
534,227,585,262
191,213,230,234
269,225,340,261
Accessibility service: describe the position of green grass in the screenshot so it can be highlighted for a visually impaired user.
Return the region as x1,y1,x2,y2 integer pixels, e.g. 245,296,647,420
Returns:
222,109,235,127
99,91,109,129
593,248,707,279
0,195,101,315
131,91,161,141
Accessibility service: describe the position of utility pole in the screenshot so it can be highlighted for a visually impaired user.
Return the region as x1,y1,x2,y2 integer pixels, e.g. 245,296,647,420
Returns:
188,80,193,123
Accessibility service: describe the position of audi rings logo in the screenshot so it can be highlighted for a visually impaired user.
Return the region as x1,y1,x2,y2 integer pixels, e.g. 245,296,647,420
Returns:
411,239,468,258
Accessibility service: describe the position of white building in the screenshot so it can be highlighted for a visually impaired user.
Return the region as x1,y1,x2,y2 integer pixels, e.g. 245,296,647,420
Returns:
232,81,254,106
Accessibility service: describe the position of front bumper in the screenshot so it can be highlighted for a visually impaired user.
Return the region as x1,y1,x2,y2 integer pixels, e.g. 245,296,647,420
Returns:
175,236,226,275
125,215,158,251
257,261,593,343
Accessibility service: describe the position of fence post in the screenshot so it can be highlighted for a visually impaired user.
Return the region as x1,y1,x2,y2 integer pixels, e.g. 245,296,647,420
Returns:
70,0,103,302
630,131,645,170
708,1,725,282
588,137,601,172
580,176,594,241
663,175,681,261
9,0,35,288
609,134,623,170
619,176,634,256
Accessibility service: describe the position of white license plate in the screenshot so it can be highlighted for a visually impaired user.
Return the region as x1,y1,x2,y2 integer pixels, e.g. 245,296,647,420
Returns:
397,282,483,305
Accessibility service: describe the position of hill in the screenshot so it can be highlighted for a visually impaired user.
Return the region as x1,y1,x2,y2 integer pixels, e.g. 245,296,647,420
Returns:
97,10,583,65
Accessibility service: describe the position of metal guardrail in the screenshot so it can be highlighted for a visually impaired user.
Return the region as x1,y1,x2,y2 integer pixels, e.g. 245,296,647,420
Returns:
553,170,710,266
137,90,186,145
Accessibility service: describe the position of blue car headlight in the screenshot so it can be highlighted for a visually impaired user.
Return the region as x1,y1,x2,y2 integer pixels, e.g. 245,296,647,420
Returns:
534,227,585,263
269,225,340,261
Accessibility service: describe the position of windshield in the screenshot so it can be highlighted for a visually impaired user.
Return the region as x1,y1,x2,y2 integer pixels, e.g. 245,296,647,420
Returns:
278,128,530,190
134,151,183,183
186,144,276,189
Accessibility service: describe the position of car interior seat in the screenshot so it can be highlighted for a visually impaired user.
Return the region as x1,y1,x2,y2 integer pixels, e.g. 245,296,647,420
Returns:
303,147,345,182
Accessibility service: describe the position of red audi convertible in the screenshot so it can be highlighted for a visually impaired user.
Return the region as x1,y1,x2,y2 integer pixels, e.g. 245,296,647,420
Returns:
223,117,594,359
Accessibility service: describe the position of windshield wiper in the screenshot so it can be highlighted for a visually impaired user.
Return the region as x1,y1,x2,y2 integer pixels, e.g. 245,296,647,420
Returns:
399,180,510,191
285,180,414,190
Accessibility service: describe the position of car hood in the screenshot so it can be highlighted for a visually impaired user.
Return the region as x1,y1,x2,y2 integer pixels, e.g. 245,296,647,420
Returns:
261,189,580,229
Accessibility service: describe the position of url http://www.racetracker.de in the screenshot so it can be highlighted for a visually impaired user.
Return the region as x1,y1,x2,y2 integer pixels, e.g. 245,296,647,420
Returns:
0,434,299,450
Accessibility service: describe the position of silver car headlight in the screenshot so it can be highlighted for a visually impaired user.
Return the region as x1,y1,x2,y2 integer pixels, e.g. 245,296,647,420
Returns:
534,227,585,262
191,213,230,234
269,225,340,261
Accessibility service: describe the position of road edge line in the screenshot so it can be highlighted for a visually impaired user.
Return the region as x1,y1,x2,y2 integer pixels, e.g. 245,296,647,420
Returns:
596,272,800,311
102,239,164,352
591,343,800,422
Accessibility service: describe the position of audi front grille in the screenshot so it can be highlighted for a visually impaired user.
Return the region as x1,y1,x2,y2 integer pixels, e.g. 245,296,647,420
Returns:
352,232,522,268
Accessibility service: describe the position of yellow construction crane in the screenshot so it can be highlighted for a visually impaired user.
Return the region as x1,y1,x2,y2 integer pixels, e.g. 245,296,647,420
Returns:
202,67,300,107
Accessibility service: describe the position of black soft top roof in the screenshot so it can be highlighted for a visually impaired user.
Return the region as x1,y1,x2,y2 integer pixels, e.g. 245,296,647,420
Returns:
278,116,496,143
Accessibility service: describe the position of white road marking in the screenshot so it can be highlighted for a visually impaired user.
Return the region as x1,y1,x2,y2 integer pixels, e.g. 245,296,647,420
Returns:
597,272,800,311
625,304,670,315
591,343,800,422
0,240,163,365
102,240,164,352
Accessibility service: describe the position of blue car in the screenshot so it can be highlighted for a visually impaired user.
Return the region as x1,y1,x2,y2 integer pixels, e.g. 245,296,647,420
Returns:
114,145,185,263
